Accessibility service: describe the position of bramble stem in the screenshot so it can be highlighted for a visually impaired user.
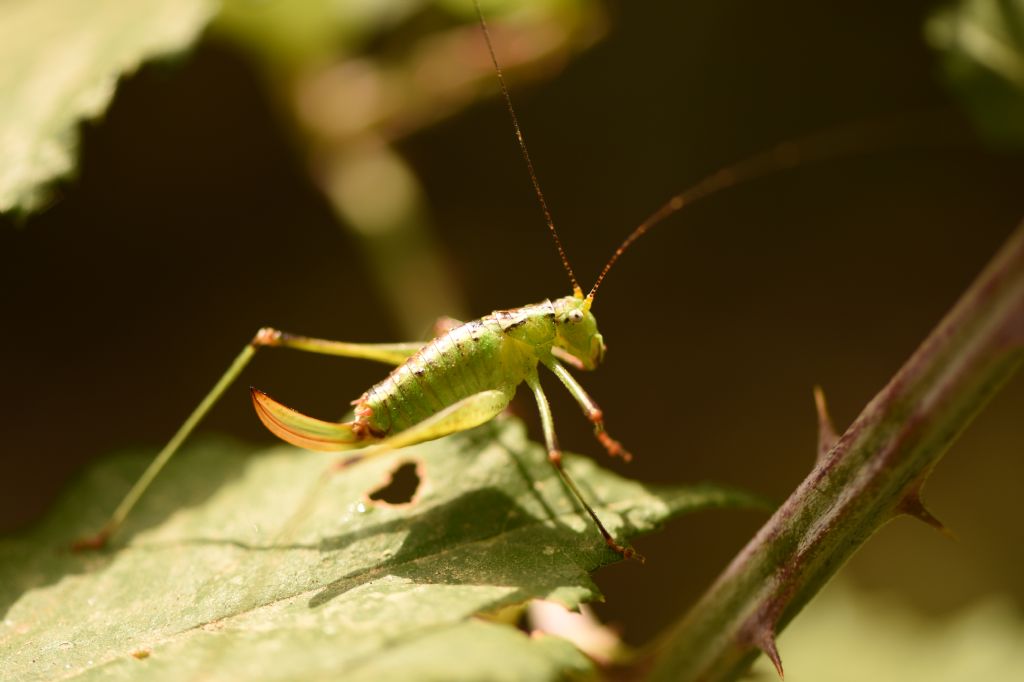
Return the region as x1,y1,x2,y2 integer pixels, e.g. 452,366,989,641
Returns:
648,224,1024,681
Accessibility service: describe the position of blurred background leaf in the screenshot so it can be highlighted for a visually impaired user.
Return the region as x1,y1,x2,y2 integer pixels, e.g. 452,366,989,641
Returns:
0,0,604,334
928,0,1024,146
0,0,217,213
209,0,604,336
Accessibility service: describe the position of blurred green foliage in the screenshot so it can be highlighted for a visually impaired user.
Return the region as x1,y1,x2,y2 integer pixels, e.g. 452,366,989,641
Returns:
0,0,216,213
213,0,580,68
929,0,1024,146
0,0,594,216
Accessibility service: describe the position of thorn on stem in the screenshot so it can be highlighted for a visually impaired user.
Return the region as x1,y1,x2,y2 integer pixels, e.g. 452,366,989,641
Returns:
897,493,957,541
755,629,785,679
813,385,839,463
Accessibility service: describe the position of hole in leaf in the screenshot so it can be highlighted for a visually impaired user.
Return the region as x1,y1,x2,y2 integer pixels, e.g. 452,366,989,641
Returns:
368,461,420,504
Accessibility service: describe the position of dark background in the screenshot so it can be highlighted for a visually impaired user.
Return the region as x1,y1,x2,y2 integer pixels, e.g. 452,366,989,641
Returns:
2,0,1022,643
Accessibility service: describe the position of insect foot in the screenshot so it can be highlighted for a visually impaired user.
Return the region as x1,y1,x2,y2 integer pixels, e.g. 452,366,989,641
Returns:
71,527,112,552
595,429,633,463
608,538,646,564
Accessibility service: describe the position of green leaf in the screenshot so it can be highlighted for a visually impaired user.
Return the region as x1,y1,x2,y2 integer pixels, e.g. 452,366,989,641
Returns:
213,0,428,65
0,417,759,680
211,0,584,67
0,0,217,214
927,0,1024,146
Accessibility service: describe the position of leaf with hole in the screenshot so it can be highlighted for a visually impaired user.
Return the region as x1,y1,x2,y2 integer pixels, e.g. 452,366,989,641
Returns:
0,418,762,681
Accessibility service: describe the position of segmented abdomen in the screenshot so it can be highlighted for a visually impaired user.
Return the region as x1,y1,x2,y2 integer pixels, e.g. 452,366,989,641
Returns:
359,319,507,435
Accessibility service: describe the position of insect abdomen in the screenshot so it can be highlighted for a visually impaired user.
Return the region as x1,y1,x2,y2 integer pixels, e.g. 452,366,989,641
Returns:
361,320,511,434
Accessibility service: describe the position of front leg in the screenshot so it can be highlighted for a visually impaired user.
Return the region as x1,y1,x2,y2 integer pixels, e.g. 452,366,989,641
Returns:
524,373,641,561
542,358,633,462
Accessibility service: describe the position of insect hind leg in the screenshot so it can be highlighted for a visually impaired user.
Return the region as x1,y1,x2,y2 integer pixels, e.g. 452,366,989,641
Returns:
72,327,422,551
251,389,377,452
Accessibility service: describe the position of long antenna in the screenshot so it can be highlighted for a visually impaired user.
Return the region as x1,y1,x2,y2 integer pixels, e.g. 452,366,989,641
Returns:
473,0,582,297
586,115,957,302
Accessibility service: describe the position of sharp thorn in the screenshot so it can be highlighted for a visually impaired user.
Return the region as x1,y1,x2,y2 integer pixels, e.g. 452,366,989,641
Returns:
755,629,785,679
898,493,957,541
813,385,839,464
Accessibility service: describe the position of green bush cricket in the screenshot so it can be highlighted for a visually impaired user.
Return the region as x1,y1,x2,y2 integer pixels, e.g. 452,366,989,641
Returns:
74,1,877,556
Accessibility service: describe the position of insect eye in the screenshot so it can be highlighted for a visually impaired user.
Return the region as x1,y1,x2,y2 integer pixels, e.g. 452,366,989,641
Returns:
567,310,584,324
